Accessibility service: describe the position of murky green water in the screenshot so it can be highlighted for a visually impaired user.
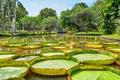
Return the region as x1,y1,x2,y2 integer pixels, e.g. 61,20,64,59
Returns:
0,34,101,42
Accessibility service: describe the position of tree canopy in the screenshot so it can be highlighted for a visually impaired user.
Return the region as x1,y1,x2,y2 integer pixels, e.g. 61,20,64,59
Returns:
38,8,57,19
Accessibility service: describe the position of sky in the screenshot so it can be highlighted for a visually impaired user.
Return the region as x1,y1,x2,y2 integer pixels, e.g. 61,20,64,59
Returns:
19,0,97,17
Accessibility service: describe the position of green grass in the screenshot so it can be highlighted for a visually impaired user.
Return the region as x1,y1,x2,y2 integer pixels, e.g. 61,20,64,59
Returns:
104,34,120,38
74,32,102,35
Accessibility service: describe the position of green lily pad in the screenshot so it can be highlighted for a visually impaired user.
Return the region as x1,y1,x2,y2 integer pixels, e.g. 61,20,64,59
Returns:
70,70,120,80
30,58,79,75
0,66,28,80
0,54,15,61
42,52,65,56
73,54,114,65
73,54,113,61
31,59,78,69
15,56,39,61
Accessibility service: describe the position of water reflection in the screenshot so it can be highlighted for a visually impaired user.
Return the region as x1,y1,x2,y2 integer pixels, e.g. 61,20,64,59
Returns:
25,71,67,80
0,34,101,43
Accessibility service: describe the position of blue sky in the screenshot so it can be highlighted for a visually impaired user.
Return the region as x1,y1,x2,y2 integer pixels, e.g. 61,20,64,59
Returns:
19,0,97,17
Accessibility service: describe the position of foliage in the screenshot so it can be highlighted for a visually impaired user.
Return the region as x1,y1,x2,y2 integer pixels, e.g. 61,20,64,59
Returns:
0,0,28,32
42,17,59,32
59,2,98,32
38,8,57,19
101,0,120,34
59,9,71,29
20,16,42,31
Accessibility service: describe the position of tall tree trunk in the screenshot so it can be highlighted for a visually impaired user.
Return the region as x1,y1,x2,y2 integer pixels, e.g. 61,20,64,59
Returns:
12,0,17,33
1,0,5,32
8,0,11,32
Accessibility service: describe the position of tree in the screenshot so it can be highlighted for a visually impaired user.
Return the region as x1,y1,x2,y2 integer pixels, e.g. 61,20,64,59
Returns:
42,17,59,33
70,2,94,31
0,0,28,32
101,0,120,34
59,9,71,29
91,0,106,31
1,0,5,31
38,8,57,19
8,0,11,31
20,16,42,31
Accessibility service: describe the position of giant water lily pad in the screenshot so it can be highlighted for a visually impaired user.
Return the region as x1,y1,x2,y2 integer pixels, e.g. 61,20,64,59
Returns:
69,65,120,80
0,62,29,79
30,58,78,76
43,43,59,47
51,46,67,50
6,43,26,47
85,44,103,49
15,56,39,62
70,70,120,80
0,51,15,54
108,49,120,53
0,66,28,80
102,42,118,46
21,45,42,50
0,54,15,61
73,54,114,65
42,52,65,56
0,42,7,47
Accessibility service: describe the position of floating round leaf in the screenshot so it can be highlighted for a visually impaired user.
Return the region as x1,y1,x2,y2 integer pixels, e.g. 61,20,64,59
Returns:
0,41,7,46
15,56,40,62
0,54,16,62
69,65,120,80
42,52,65,57
30,58,78,76
51,46,67,50
70,70,120,80
21,45,42,50
102,42,118,46
85,44,103,49
73,54,114,65
0,62,29,80
0,67,28,80
108,49,120,53
43,43,59,47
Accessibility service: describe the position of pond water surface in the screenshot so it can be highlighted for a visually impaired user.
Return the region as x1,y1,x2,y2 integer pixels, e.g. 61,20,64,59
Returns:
0,34,117,80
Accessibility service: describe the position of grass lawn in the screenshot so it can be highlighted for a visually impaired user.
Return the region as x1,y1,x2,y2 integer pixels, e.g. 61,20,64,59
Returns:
74,32,102,35
103,34,120,38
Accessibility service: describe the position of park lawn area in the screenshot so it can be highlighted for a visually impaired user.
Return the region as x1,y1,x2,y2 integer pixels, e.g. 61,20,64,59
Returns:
74,32,102,35
104,34,120,39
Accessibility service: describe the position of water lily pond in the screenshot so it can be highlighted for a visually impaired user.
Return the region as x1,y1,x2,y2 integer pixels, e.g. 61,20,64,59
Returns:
0,34,120,80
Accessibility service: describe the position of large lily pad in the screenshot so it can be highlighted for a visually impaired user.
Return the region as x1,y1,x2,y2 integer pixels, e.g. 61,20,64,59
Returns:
70,70,120,80
21,45,42,50
73,54,114,65
32,59,77,69
108,49,120,53
85,44,103,49
51,46,67,50
0,66,28,80
0,62,29,80
102,42,118,46
15,56,40,62
0,54,15,62
30,58,78,76
42,42,59,47
42,52,65,56
69,65,120,80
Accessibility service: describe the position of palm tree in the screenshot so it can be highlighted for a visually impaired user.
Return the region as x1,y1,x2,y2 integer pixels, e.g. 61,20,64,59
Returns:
1,0,5,32
12,0,17,33
8,0,11,32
